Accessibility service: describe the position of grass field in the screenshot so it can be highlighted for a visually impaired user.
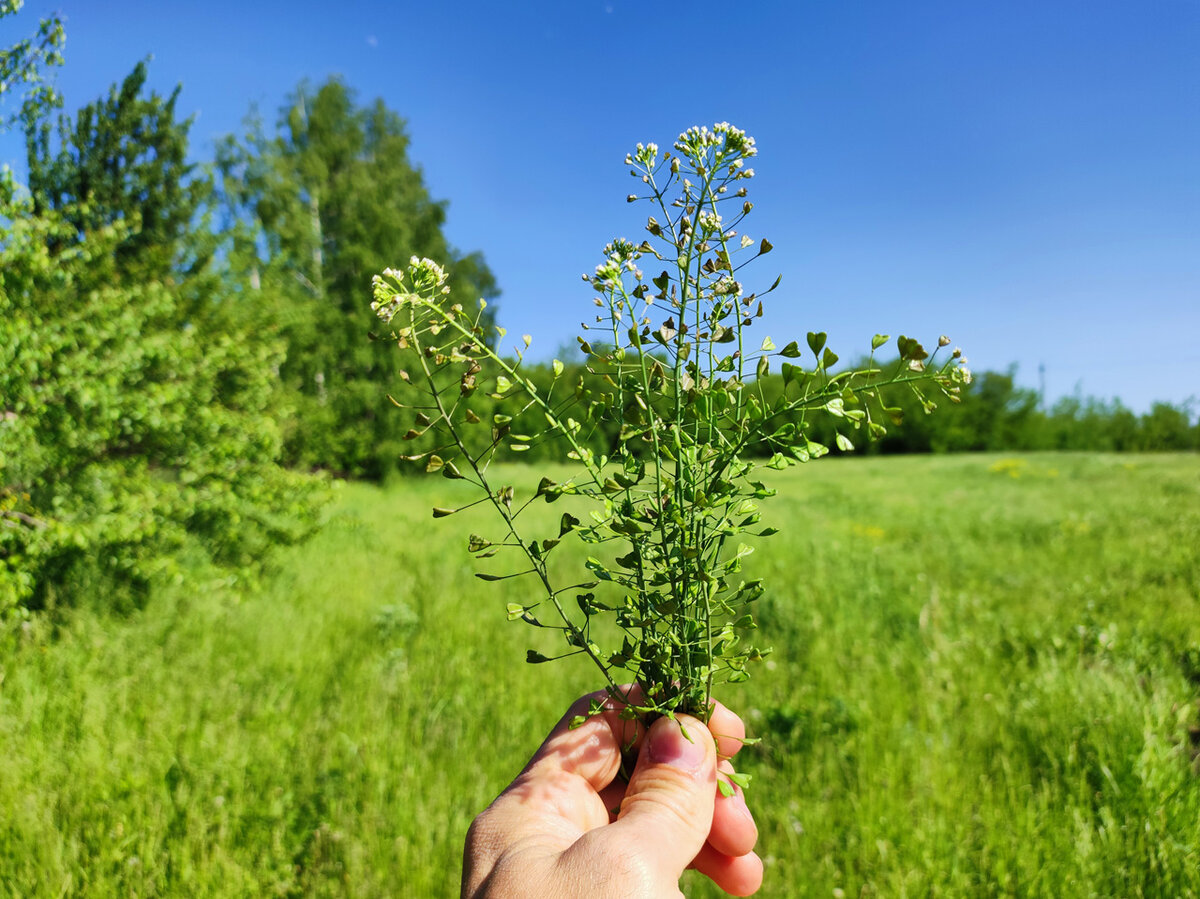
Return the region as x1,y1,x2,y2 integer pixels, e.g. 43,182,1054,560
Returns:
1,453,1198,897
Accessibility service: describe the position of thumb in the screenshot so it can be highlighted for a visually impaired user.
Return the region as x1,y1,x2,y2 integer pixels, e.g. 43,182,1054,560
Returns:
609,714,717,877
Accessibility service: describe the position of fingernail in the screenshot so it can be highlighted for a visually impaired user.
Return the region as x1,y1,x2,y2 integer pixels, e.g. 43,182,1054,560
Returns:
646,718,709,772
732,790,755,824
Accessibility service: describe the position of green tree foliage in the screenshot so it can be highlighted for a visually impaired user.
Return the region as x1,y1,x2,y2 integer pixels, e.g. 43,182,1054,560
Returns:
0,53,325,620
400,357,1195,466
814,365,1197,454
1138,401,1196,451
0,0,64,129
216,78,499,478
25,60,210,277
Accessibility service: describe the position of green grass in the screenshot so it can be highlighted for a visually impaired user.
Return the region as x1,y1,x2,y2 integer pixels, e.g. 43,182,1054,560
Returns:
1,453,1198,897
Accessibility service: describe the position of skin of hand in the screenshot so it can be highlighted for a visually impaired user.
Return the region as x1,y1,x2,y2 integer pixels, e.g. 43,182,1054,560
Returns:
462,687,763,898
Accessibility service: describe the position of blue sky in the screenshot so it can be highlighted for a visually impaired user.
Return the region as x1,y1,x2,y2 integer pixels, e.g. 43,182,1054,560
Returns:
4,1,1197,413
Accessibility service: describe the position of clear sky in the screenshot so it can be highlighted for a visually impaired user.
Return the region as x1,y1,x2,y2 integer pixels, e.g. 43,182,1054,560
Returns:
4,1,1197,414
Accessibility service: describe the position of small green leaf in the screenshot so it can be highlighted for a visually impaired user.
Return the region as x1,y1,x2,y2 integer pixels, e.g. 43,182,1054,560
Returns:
425,454,443,473
727,771,752,789
760,336,776,352
871,333,889,351
585,557,613,581
506,603,525,621
717,779,735,798
836,432,855,452
807,331,827,357
822,347,839,369
525,650,552,664
552,358,565,376
778,341,802,358
432,507,456,518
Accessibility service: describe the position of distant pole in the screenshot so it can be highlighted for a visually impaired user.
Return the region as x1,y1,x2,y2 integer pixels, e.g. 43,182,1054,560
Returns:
1038,363,1046,410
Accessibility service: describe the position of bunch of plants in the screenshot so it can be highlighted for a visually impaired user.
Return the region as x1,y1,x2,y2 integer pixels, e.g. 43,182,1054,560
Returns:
371,123,970,746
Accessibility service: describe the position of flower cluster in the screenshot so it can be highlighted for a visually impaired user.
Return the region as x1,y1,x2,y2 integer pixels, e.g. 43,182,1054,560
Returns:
673,122,757,160
697,210,723,234
370,256,449,323
587,238,642,290
628,141,659,167
406,255,450,292
370,271,406,323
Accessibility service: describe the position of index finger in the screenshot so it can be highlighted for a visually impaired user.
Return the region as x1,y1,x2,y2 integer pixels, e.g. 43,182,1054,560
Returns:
706,698,747,761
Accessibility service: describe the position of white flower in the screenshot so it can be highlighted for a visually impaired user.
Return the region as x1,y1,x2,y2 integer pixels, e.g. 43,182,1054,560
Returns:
406,256,449,291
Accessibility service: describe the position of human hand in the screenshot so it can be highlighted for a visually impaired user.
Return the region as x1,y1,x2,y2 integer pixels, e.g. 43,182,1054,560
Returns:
462,687,762,898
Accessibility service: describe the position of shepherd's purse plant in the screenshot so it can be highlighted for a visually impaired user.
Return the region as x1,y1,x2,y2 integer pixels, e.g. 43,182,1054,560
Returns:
370,122,970,747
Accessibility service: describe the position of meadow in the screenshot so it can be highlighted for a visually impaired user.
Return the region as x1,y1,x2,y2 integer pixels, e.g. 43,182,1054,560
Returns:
1,453,1197,897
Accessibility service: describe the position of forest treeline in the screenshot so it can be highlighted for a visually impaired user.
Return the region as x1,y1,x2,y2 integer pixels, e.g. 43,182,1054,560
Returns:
393,356,1199,466
1,8,1195,621
1,10,497,618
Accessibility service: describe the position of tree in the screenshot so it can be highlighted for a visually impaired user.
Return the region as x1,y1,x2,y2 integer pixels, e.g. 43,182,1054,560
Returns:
25,59,211,278
0,0,64,131
1,54,325,619
1141,402,1196,451
216,78,499,478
